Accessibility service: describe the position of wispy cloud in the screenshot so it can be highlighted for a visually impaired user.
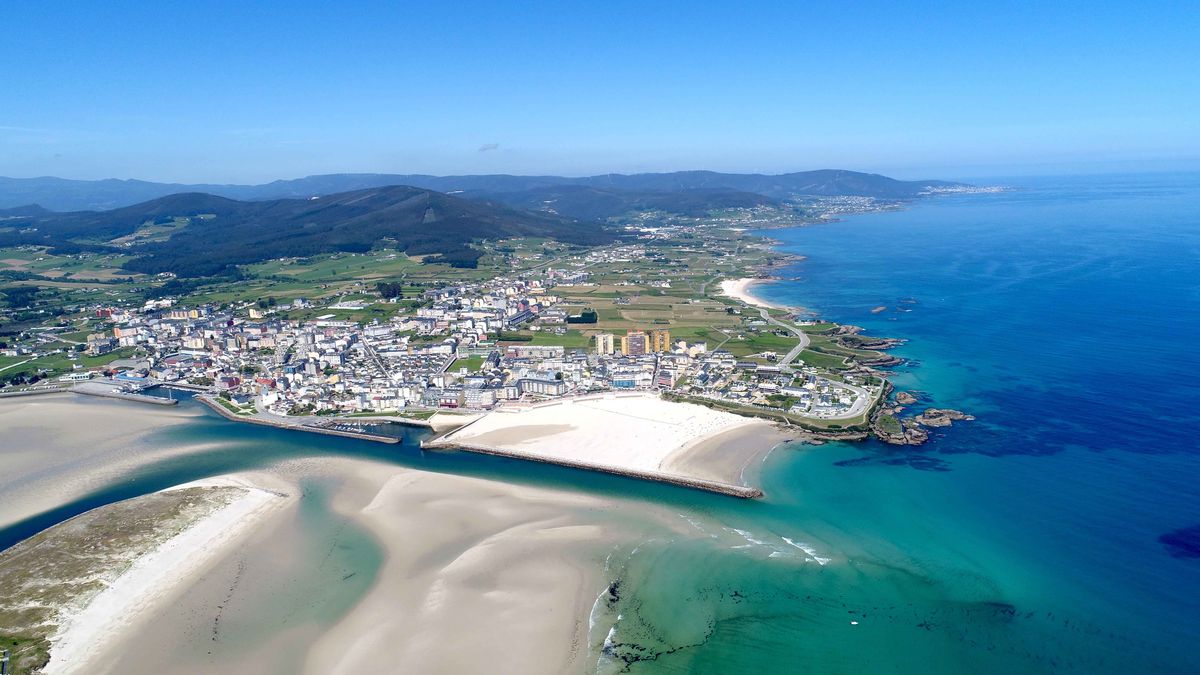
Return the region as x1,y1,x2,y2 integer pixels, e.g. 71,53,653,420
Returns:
0,124,70,144
478,142,500,153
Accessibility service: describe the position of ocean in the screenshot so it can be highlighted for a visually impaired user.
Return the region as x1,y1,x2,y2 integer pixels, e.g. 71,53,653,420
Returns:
591,172,1200,673
2,172,1197,673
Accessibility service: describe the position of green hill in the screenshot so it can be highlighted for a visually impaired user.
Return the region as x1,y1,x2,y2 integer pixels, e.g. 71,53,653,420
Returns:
0,186,614,277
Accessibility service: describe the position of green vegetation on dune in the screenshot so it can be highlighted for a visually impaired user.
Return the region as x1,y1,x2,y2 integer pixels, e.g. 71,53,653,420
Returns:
0,487,246,675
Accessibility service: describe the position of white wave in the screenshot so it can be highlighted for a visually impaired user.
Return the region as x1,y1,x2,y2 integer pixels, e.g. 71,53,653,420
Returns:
781,536,831,565
731,527,769,546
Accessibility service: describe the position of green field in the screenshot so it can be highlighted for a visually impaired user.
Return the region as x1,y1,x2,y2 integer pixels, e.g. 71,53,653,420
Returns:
451,355,486,372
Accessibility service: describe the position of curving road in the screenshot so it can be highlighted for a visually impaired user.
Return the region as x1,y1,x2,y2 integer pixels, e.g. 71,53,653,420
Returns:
756,307,810,364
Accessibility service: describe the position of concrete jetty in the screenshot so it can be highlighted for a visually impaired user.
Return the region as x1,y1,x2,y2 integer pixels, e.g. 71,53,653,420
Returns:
72,381,178,406
195,395,400,444
421,435,764,499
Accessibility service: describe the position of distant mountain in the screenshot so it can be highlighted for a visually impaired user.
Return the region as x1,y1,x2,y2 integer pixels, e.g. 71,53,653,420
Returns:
0,204,50,218
0,170,967,211
1,186,613,277
462,185,781,220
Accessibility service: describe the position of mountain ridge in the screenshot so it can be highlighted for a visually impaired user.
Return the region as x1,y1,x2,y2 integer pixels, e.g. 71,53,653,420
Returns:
0,185,614,277
0,169,966,211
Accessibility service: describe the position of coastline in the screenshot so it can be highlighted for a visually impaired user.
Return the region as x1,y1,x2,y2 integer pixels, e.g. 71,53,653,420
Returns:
719,277,791,310
73,456,695,675
423,392,778,498
0,393,210,530
44,477,290,674
303,460,636,675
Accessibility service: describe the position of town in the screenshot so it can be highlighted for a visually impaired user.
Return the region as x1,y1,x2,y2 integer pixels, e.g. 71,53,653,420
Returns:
54,267,874,424
2,237,882,428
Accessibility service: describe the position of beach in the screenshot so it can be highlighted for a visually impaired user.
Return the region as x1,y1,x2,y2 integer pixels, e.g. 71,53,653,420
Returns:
719,277,788,310
67,456,691,675
425,392,782,495
43,477,290,674
304,460,656,675
0,393,216,529
0,393,789,673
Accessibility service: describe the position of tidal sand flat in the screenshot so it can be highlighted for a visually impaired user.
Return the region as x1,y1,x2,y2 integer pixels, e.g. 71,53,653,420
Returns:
306,460,676,675
93,456,691,675
0,394,219,529
426,392,781,495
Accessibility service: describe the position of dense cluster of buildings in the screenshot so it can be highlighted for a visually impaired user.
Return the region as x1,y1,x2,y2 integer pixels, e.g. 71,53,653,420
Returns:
29,249,866,420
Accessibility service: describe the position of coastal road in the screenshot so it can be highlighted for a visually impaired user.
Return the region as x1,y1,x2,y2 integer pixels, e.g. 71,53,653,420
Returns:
756,307,810,365
753,307,882,420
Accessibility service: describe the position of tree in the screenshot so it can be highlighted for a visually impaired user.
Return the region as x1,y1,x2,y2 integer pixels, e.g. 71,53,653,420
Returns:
376,282,404,299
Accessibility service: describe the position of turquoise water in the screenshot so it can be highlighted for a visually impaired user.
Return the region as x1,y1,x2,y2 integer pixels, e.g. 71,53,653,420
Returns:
2,172,1198,672
594,173,1200,673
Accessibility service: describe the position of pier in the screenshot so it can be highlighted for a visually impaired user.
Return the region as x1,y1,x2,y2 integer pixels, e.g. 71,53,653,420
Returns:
195,395,400,444
71,380,178,406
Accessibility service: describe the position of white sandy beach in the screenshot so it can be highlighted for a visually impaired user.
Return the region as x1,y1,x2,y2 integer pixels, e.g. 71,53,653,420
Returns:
43,476,291,674
1,397,813,674
720,277,788,310
430,392,778,489
305,461,634,675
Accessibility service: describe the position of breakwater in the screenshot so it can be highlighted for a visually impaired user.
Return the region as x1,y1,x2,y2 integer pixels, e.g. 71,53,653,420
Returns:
195,395,400,444
72,382,178,406
421,435,763,499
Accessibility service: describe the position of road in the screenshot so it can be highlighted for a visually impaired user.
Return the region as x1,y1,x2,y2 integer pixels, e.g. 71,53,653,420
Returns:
751,308,880,421
756,307,810,364
0,358,34,373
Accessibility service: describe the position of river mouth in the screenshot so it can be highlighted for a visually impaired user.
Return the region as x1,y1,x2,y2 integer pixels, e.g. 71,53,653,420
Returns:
97,475,385,674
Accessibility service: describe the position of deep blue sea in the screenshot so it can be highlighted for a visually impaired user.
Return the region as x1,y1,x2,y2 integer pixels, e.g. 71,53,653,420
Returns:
732,172,1200,673
1,172,1197,673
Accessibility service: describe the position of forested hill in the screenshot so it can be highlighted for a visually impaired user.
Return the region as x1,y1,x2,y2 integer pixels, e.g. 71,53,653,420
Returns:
461,185,780,220
0,169,967,211
0,186,613,277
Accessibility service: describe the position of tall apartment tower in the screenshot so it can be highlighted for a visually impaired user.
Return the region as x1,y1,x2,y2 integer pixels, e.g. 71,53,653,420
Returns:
650,329,672,353
594,332,615,355
622,330,648,356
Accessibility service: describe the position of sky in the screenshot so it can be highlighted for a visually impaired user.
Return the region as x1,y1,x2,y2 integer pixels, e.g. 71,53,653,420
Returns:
2,1,1198,183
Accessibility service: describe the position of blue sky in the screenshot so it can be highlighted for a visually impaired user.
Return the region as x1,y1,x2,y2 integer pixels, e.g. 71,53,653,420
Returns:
2,1,1197,182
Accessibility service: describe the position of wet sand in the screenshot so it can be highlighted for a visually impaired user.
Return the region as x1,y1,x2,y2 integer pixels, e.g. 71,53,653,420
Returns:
2,397,789,674
0,394,215,528
94,456,689,675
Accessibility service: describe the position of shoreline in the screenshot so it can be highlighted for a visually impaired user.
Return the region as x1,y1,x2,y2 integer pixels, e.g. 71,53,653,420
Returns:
302,461,631,674
719,277,792,310
423,393,777,498
39,475,290,667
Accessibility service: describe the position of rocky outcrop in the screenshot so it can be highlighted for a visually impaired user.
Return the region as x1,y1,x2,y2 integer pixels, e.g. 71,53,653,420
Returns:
871,400,973,445
871,412,930,445
914,408,975,427
857,354,904,367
